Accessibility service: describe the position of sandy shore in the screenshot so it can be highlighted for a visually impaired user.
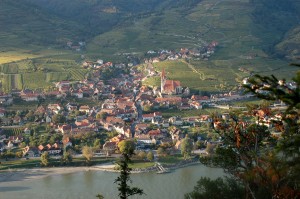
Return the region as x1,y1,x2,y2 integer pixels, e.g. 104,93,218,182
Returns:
0,163,116,183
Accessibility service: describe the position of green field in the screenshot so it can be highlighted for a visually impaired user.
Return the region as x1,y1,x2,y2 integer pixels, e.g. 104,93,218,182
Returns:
0,55,89,92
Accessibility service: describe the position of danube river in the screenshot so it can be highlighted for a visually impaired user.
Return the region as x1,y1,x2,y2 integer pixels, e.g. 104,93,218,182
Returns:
0,165,223,199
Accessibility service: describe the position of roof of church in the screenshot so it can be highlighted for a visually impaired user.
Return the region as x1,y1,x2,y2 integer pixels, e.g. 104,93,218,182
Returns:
164,80,181,92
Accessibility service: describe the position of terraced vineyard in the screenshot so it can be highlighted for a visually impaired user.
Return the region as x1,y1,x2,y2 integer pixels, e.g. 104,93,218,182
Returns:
1,128,25,137
0,56,89,91
69,69,87,80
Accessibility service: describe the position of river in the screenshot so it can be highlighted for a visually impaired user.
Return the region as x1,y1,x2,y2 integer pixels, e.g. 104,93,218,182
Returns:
0,165,224,199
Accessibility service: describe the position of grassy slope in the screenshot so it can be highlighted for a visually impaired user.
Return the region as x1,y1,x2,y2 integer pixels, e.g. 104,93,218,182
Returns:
140,0,298,92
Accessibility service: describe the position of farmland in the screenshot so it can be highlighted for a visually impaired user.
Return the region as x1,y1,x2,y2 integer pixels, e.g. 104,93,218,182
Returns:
0,55,89,92
143,60,242,92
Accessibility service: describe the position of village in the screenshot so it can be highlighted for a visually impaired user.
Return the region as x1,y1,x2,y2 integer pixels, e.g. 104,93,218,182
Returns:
0,45,292,168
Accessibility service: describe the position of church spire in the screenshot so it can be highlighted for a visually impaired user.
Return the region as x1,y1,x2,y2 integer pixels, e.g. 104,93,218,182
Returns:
161,68,166,93
161,68,166,79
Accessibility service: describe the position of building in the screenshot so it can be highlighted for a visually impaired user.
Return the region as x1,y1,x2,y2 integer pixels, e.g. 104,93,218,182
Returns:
161,69,182,95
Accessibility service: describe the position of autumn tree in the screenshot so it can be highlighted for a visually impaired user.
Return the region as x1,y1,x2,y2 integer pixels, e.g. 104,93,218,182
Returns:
82,146,94,165
137,151,147,160
147,151,154,162
181,135,193,159
41,152,50,167
190,69,300,198
61,151,72,165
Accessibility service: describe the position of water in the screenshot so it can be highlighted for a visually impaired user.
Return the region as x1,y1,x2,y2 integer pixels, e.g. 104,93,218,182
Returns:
0,165,224,199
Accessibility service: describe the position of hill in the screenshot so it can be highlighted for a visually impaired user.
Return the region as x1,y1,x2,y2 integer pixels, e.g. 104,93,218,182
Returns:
0,0,299,92
0,0,85,51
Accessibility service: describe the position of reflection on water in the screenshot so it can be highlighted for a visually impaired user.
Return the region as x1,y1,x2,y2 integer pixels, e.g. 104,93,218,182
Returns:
0,165,224,199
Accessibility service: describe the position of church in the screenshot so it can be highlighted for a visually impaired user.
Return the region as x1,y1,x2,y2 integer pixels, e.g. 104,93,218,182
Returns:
161,68,183,95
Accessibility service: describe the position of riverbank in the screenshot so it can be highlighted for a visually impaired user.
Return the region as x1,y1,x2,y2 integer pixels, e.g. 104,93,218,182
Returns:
0,160,201,183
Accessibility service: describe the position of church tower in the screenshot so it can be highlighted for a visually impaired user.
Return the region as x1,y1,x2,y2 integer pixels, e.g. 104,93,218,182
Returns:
161,68,166,93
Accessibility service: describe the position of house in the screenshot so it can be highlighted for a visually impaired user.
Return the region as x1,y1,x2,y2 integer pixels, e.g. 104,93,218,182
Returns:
136,134,153,146
174,140,182,150
142,112,162,122
8,135,23,144
58,124,72,134
71,90,83,99
169,116,183,126
66,103,78,111
115,126,132,138
63,137,72,147
148,129,164,139
103,141,117,155
21,93,39,102
24,128,31,135
45,90,65,99
13,116,22,124
110,134,125,144
79,105,90,114
47,143,62,155
135,123,150,135
35,106,46,115
23,146,40,157
155,97,182,106
48,104,62,114
169,127,184,141
6,141,14,149
190,101,202,109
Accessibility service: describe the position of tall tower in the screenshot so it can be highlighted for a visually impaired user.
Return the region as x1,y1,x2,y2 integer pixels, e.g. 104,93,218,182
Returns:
161,68,166,93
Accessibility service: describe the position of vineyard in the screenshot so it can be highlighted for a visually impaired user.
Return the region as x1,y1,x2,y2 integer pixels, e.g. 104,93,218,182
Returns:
69,69,87,80
22,72,50,89
0,63,19,74
0,74,12,93
46,72,70,82
0,56,88,92
1,128,25,137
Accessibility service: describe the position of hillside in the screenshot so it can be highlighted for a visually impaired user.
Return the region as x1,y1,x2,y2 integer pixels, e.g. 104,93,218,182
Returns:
0,0,299,92
0,0,85,51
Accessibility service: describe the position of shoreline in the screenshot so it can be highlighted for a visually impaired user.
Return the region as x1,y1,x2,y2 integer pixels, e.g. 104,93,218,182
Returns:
0,161,201,183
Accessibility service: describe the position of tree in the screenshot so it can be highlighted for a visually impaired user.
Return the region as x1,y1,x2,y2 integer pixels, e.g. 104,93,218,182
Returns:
146,151,154,162
205,142,215,154
52,114,66,124
185,177,244,199
93,138,101,148
61,151,72,165
181,135,193,159
41,152,50,167
137,151,146,160
113,140,144,199
15,151,23,158
196,70,300,198
157,147,165,157
118,140,135,154
82,146,94,164
96,112,108,120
